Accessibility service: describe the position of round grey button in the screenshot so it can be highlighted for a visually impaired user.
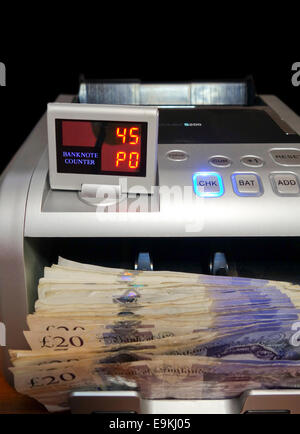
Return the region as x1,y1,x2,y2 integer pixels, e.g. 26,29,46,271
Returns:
241,155,264,167
166,150,189,161
208,156,231,168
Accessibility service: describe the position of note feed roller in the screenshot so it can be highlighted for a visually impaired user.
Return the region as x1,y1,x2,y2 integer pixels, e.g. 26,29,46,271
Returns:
2,78,300,413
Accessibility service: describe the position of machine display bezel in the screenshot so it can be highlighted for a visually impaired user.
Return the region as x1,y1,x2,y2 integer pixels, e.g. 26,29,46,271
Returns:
47,103,159,193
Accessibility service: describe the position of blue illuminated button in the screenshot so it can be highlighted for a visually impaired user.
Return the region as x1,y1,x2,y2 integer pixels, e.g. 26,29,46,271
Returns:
193,172,224,197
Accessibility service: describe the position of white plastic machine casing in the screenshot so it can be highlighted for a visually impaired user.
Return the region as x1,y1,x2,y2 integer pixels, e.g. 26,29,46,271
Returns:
1,94,300,414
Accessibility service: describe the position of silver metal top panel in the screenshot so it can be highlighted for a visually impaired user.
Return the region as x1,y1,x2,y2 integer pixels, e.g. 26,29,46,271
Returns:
79,81,249,106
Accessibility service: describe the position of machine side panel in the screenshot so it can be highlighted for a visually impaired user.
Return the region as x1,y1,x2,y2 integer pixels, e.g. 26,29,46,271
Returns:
0,95,73,383
260,95,300,135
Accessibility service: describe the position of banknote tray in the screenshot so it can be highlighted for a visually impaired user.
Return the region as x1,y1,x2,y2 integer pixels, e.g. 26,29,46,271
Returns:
69,389,300,414
18,240,300,414
23,236,300,286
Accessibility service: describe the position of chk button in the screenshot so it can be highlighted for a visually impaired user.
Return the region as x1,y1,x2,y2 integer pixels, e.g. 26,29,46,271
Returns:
193,172,224,197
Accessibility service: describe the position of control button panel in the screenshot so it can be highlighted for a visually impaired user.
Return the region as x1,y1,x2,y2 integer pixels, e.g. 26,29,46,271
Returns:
231,173,263,197
193,172,224,197
208,156,231,168
189,150,300,199
240,155,264,168
270,149,300,166
270,172,300,196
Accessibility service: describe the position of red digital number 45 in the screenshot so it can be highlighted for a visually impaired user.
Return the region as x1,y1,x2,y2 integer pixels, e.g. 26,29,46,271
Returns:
116,127,140,145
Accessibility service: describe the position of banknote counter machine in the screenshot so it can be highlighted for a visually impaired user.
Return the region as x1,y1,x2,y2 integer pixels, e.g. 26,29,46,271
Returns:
2,79,300,413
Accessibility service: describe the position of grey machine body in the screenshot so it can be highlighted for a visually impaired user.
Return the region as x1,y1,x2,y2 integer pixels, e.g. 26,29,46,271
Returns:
1,81,300,413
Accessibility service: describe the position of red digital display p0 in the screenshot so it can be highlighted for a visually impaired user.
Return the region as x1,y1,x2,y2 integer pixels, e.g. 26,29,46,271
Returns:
101,125,142,172
56,119,147,177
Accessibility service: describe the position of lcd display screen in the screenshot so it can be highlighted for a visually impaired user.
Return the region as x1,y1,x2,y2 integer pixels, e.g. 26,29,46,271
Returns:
55,119,147,176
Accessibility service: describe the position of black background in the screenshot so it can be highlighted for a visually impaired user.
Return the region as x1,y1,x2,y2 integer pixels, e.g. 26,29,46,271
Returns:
0,25,299,174
0,18,299,421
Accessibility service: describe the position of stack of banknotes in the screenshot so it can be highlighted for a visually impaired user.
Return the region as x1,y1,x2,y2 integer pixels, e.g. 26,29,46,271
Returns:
9,257,300,412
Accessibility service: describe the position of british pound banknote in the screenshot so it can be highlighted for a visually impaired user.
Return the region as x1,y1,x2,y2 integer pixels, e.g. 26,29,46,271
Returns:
9,257,300,411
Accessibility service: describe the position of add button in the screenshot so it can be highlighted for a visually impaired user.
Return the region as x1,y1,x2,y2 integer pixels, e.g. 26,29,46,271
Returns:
270,173,300,196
